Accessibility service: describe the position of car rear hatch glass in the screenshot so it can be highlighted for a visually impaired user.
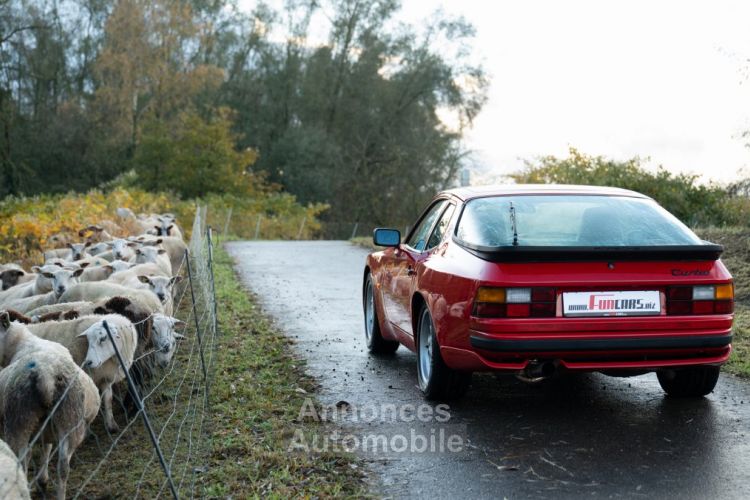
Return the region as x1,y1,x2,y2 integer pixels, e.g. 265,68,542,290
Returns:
454,194,722,262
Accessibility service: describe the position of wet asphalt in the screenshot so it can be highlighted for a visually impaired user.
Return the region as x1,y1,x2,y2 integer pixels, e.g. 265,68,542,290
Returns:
227,241,750,499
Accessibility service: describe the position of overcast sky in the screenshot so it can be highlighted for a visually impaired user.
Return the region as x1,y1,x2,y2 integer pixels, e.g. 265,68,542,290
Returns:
242,1,750,184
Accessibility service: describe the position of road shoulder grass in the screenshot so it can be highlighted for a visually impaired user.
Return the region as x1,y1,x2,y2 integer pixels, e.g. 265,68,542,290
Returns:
202,246,367,497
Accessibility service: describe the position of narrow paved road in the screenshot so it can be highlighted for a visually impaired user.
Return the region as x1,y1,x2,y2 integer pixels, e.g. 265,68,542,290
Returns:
228,241,750,499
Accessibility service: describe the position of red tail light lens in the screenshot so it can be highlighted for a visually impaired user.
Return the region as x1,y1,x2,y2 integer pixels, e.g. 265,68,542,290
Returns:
473,287,556,318
714,301,734,314
474,303,506,317
666,301,692,315
691,301,714,315
667,286,692,301
531,287,556,302
506,304,531,317
531,302,556,317
666,284,734,316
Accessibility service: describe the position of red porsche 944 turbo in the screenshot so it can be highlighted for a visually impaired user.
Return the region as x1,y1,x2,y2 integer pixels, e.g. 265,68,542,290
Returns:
363,185,734,399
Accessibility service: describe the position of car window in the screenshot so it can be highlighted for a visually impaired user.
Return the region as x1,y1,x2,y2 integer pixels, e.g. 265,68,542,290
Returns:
427,203,456,250
456,195,702,247
407,201,447,252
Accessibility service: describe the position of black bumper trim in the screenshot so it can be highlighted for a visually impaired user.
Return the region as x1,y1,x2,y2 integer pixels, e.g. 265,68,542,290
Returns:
469,334,733,352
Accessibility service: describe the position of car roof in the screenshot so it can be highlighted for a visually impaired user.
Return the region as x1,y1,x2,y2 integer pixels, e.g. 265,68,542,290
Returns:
440,184,651,202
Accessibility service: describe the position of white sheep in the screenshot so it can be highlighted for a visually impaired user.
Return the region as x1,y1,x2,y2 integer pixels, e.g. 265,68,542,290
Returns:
67,242,92,261
87,241,112,256
134,245,172,276
74,255,110,268
109,260,134,272
130,236,188,275
0,438,30,500
58,282,164,314
27,314,137,433
28,296,165,390
116,207,136,220
1,291,57,314
0,312,99,500
40,267,85,299
108,263,170,285
151,314,186,368
80,264,115,283
122,275,182,315
109,238,137,262
0,264,64,305
43,248,72,261
42,258,67,268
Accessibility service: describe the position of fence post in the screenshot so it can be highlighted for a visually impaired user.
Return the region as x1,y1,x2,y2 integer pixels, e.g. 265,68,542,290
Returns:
102,320,178,500
350,222,359,240
206,227,218,338
185,249,208,382
254,214,262,240
296,217,307,240
222,207,233,238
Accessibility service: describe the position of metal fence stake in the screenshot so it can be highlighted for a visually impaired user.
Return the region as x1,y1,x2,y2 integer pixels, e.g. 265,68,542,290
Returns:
296,217,307,240
222,207,233,237
102,320,178,500
254,214,262,240
185,249,208,382
206,227,219,338
350,222,359,240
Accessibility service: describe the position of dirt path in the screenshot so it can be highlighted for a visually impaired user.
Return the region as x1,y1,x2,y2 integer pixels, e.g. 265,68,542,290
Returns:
228,240,750,499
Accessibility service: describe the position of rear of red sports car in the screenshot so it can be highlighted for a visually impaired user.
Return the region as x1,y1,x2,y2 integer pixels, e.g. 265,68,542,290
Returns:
364,185,734,399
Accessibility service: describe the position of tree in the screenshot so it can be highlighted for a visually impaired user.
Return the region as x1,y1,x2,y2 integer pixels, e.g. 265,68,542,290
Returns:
222,0,488,225
511,148,729,226
134,107,259,198
93,0,223,168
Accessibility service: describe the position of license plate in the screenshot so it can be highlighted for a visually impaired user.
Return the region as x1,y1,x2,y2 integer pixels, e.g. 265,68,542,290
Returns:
563,290,661,317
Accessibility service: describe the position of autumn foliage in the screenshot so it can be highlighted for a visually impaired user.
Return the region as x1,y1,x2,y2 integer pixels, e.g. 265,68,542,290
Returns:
0,188,327,264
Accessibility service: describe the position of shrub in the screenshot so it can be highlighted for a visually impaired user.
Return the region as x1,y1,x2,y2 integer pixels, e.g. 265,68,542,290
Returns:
511,148,733,226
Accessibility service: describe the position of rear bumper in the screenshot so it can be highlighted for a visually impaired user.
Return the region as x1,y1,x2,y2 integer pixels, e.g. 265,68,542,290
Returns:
469,334,732,352
440,314,734,373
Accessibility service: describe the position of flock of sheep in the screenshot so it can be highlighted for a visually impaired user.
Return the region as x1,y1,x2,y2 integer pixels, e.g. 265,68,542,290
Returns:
0,210,192,499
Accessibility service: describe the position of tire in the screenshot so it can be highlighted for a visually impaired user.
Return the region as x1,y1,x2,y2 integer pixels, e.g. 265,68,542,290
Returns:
416,305,471,400
657,366,721,397
363,274,399,355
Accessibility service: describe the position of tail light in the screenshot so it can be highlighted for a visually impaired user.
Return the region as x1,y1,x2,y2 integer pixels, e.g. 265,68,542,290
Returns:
473,287,556,318
666,284,734,315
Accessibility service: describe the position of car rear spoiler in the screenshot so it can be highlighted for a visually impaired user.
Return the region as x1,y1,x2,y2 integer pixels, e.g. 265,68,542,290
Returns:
457,241,724,263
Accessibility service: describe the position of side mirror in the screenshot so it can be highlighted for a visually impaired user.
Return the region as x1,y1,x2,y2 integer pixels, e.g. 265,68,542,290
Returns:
373,228,401,247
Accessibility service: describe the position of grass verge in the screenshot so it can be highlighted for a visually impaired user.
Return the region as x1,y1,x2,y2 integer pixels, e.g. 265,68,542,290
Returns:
350,237,378,251
200,246,367,497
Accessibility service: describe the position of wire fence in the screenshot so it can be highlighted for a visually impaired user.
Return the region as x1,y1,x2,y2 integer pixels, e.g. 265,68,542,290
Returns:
0,205,218,499
215,204,409,241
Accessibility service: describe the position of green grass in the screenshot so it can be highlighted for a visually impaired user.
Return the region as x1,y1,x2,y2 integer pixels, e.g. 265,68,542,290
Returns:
350,237,378,251
200,246,367,497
